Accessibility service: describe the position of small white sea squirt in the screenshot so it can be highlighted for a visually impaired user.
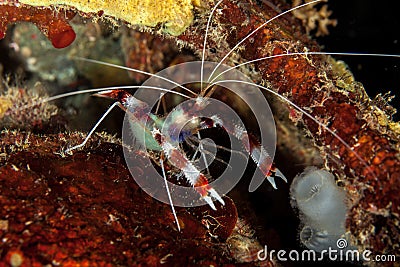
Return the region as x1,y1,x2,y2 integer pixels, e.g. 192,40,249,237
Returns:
290,167,349,252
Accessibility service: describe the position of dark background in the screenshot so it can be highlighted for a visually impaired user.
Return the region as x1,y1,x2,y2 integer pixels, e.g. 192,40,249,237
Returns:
317,0,399,121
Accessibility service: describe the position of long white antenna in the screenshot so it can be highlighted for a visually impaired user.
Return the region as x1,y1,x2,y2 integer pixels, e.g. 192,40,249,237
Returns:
15,85,191,113
213,79,378,181
200,0,224,91
209,51,400,84
74,57,197,96
207,0,324,82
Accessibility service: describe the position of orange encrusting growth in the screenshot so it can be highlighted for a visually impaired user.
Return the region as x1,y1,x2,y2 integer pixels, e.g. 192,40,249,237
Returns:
0,3,76,48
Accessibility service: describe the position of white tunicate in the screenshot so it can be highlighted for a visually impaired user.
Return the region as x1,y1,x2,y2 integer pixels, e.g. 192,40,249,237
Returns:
290,167,348,251
300,225,342,252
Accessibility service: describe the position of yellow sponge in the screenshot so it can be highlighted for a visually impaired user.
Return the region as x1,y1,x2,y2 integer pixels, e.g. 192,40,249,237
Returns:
20,0,198,35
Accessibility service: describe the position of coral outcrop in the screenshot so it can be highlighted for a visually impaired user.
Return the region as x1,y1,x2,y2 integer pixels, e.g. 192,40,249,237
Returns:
0,130,264,266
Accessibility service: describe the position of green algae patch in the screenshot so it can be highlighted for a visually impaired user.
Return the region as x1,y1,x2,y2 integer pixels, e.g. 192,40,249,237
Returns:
20,0,198,35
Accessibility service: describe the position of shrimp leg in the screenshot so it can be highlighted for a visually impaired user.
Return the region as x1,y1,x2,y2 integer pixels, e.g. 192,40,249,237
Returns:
198,115,287,189
152,128,225,209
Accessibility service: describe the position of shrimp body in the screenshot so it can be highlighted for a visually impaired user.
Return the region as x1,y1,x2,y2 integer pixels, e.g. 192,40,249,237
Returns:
94,89,227,210
95,89,162,151
95,84,286,209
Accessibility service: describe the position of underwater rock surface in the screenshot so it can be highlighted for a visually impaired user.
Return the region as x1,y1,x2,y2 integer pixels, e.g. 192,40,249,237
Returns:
0,130,268,266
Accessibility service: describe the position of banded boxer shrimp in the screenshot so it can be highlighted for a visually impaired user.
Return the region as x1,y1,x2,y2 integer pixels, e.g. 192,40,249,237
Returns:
8,0,399,235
